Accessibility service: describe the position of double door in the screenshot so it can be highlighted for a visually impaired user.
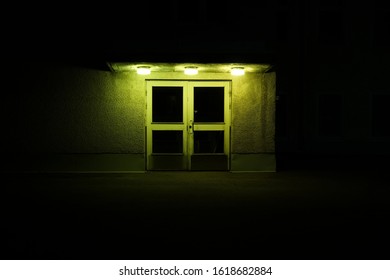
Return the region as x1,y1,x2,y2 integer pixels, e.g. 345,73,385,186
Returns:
146,81,231,170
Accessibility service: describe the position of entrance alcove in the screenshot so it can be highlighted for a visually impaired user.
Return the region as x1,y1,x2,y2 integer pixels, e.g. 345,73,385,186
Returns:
108,62,276,172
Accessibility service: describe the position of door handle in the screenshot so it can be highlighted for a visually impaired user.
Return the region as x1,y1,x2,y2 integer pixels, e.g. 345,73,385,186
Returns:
188,120,194,134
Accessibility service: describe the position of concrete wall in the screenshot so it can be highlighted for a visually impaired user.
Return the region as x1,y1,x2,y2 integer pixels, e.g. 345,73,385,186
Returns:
3,62,275,172
232,71,276,153
231,71,276,171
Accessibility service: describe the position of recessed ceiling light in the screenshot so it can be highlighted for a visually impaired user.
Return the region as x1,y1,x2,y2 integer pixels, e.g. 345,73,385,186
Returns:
231,67,245,76
184,66,198,75
137,66,151,75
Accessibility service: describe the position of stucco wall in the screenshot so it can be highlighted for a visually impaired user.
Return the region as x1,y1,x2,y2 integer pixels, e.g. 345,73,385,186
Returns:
7,63,145,154
231,72,275,153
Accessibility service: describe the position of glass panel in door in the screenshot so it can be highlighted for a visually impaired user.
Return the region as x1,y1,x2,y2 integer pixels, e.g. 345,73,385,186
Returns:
152,87,183,122
194,87,224,122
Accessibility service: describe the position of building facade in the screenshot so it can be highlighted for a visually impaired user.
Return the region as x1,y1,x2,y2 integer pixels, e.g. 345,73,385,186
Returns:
3,61,276,173
3,0,389,173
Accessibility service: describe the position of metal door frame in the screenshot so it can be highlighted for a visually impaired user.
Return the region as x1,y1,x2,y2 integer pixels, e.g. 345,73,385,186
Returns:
146,80,231,170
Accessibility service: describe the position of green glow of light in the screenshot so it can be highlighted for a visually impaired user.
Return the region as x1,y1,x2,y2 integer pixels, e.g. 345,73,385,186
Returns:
231,67,245,76
184,67,198,75
137,66,151,75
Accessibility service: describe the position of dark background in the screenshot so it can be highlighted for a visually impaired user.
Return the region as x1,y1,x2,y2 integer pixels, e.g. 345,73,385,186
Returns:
1,0,390,260
4,0,390,165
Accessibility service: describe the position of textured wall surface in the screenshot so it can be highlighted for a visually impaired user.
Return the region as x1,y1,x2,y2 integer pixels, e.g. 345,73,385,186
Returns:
231,72,275,153
7,62,145,154
261,71,276,152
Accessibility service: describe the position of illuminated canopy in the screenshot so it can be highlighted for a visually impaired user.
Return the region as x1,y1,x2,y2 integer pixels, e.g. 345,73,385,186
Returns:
108,62,273,75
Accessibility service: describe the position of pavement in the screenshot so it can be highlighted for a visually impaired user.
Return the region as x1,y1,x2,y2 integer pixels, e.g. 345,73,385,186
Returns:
1,159,389,260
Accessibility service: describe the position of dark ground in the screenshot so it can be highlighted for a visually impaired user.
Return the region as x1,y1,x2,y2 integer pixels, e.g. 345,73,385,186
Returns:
1,156,389,260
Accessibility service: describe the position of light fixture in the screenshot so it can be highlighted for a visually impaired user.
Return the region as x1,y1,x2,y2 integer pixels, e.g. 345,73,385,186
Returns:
231,67,245,76
137,66,151,75
184,66,198,75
